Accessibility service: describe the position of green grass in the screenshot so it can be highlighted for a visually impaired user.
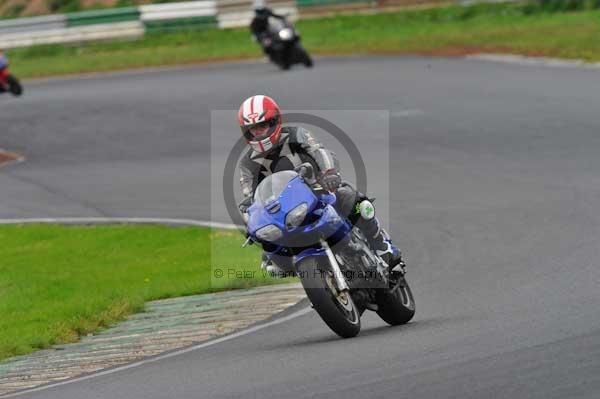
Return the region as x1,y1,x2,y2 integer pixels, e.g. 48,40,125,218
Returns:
0,224,291,362
5,2,600,79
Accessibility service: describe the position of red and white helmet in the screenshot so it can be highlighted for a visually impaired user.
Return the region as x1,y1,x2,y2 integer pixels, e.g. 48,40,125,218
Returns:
238,95,282,154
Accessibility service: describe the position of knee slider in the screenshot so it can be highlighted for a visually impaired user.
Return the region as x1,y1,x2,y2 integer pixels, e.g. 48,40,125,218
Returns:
358,200,375,220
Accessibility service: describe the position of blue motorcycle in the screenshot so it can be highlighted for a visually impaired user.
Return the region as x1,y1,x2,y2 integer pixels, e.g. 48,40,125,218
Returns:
245,164,415,338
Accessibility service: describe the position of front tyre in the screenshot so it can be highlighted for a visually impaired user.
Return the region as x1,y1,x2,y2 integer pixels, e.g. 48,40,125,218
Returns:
270,50,290,71
297,256,361,338
278,46,292,70
376,275,415,326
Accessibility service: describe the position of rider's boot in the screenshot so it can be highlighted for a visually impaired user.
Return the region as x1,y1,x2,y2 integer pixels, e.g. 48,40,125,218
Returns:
355,201,405,273
371,229,405,274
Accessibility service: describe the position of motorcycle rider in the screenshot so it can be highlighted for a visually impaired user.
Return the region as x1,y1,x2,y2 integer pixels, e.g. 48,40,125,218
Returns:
0,50,7,71
237,95,404,275
250,7,286,56
0,50,8,94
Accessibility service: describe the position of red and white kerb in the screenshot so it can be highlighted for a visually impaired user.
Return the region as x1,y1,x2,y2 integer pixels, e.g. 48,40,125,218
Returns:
238,95,282,154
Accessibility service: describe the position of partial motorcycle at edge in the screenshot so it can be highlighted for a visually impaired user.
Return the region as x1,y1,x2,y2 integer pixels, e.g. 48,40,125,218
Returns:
0,60,23,97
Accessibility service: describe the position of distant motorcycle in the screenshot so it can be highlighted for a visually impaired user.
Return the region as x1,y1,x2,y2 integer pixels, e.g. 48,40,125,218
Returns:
259,17,313,70
0,64,23,97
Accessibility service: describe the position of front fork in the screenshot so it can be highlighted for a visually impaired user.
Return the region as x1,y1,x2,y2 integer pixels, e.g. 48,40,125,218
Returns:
321,239,350,292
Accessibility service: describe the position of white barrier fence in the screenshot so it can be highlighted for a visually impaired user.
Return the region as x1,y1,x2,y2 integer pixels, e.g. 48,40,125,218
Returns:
139,1,217,22
0,14,66,35
0,21,144,49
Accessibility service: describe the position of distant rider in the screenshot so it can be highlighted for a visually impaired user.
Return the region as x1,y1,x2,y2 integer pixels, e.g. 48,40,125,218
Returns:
236,95,405,275
250,7,286,56
0,50,7,71
0,50,8,93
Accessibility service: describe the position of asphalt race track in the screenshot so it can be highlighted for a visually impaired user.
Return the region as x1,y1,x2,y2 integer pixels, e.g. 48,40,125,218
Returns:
1,56,600,398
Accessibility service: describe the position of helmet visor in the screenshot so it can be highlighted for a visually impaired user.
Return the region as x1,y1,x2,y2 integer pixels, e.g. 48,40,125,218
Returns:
242,118,278,142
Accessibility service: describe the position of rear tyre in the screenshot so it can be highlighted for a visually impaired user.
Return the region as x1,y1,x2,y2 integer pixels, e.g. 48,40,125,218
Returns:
297,256,361,338
7,75,22,96
295,44,313,68
376,275,415,326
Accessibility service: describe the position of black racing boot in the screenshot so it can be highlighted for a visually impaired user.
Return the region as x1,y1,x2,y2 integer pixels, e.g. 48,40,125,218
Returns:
371,230,405,274
354,202,405,273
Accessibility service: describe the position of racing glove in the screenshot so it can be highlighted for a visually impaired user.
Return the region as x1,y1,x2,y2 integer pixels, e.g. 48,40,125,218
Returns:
319,169,342,193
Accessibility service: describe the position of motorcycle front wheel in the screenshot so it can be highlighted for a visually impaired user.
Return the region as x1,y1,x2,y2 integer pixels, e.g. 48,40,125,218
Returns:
276,49,291,70
266,45,290,70
297,256,361,338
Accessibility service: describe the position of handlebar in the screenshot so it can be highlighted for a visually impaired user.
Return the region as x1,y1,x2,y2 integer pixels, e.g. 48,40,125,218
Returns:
294,162,314,180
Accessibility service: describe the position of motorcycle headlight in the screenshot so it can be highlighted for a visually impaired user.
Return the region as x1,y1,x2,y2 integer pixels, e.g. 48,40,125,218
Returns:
285,203,308,228
256,224,283,242
279,28,293,40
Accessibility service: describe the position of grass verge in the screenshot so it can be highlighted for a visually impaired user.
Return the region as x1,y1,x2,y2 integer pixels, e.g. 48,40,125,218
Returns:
5,3,600,79
0,224,291,362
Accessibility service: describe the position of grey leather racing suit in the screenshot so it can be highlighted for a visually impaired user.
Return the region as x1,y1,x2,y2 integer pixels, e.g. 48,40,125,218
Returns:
238,126,384,242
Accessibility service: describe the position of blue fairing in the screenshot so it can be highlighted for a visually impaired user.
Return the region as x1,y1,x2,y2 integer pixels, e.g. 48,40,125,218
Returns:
247,173,352,267
247,174,319,238
320,191,336,205
293,246,327,264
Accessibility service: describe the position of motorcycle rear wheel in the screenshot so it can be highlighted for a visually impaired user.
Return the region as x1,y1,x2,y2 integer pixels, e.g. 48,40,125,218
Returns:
295,44,313,68
297,256,361,338
376,275,415,326
7,75,23,96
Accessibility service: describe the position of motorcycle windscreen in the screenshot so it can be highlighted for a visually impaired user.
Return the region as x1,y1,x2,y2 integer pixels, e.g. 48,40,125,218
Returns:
254,170,298,205
267,18,286,33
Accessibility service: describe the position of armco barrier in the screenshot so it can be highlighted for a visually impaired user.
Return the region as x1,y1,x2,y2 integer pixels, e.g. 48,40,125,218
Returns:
217,0,297,29
144,16,218,32
380,0,451,7
297,0,368,7
66,7,140,27
140,1,217,20
140,1,218,32
0,21,144,49
0,14,66,35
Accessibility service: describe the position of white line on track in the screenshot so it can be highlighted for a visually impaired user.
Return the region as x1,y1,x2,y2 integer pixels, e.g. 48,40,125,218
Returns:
467,54,600,70
1,307,312,398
